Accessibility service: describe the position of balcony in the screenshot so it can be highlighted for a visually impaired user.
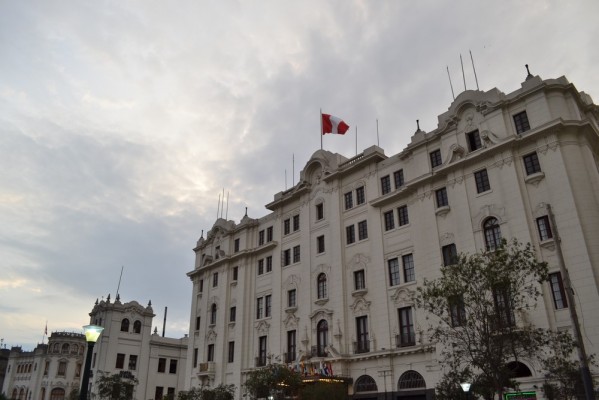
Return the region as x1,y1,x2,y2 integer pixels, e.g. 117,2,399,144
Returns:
395,334,415,348
284,352,296,363
311,345,328,358
197,362,215,377
255,355,267,367
353,339,370,354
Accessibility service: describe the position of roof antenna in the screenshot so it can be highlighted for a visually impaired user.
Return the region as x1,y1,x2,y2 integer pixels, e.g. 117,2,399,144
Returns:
469,50,480,90
216,193,221,220
225,191,229,220
525,64,534,80
116,265,124,300
416,120,421,132
460,54,467,91
446,66,455,101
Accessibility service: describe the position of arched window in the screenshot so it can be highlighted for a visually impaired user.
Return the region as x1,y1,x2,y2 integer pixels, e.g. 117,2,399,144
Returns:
120,318,130,332
210,304,217,325
355,375,378,392
50,388,65,400
507,361,532,378
61,343,70,354
71,345,78,354
40,388,46,400
316,319,328,356
484,217,502,251
19,389,25,400
317,273,327,299
398,370,426,390
11,388,17,400
52,343,60,353
133,320,142,334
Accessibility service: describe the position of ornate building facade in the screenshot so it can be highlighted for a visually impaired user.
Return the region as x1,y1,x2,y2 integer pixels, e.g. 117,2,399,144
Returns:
186,73,599,399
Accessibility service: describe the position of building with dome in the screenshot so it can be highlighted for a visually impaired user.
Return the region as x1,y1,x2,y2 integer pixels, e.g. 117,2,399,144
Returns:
185,73,599,399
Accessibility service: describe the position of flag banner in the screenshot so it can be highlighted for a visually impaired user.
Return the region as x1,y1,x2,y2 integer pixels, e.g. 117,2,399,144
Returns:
322,113,349,135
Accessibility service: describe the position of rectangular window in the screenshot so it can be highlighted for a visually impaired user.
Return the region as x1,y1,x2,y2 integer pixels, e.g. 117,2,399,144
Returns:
258,336,267,367
536,216,553,241
158,358,166,373
549,272,568,309
215,245,221,259
355,316,369,353
284,218,291,235
398,307,415,347
316,203,324,220
293,214,300,231
199,279,203,293
155,387,164,400
384,210,395,231
388,258,400,286
436,187,448,208
354,269,365,290
169,359,177,374
128,355,138,371
344,191,354,210
381,175,391,195
449,295,466,327
402,254,415,282
256,297,264,319
346,225,356,245
266,256,272,272
265,295,272,318
523,152,541,175
258,230,265,246
232,266,238,281
193,348,198,368
116,353,125,369
258,259,264,275
317,236,325,254
293,245,301,262
212,272,218,287
267,226,273,242
394,169,405,188
228,341,235,363
358,220,368,240
58,361,67,376
234,238,240,252
283,249,291,266
442,244,457,266
287,330,297,363
230,306,236,322
467,130,482,151
474,169,491,193
207,344,214,362
195,316,201,331
356,186,365,205
288,289,296,308
513,111,531,134
493,286,515,327
398,205,409,226
430,149,442,168
167,388,175,398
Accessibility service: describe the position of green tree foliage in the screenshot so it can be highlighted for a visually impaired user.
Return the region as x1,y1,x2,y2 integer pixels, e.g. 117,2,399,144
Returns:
95,372,138,400
177,384,235,400
415,240,575,399
243,364,302,400
67,389,79,400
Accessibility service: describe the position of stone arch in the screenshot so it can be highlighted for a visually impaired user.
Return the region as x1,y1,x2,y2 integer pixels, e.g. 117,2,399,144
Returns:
397,370,426,390
355,375,377,392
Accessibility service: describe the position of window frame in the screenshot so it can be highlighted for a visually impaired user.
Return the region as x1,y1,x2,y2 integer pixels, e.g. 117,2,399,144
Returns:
430,149,442,168
394,169,405,188
474,169,491,193
513,111,531,134
398,307,415,347
384,210,395,231
388,258,400,286
435,187,448,208
317,273,327,299
357,220,368,240
381,175,391,195
523,152,542,175
293,245,301,262
466,129,482,152
398,205,409,226
355,186,366,205
344,191,354,210
536,215,553,241
402,253,415,283
346,225,356,245
442,244,457,267
317,236,325,254
549,272,568,309
354,269,366,291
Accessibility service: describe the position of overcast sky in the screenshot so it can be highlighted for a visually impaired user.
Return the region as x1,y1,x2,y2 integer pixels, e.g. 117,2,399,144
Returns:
1,0,597,350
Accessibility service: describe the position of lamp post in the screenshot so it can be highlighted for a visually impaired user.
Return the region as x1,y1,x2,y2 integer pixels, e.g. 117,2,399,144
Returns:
460,382,471,400
80,325,104,400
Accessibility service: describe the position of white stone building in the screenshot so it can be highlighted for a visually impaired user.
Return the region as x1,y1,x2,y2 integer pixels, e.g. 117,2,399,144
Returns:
185,73,599,400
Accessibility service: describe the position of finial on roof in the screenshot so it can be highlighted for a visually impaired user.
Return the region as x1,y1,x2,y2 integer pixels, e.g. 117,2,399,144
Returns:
525,64,533,81
415,119,423,133
148,300,152,307
200,230,204,239
95,298,99,305
116,294,120,302
245,207,248,217
154,327,158,334
106,294,111,303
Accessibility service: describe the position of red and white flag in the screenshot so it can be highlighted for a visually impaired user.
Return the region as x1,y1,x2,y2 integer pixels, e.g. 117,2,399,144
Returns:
322,113,349,135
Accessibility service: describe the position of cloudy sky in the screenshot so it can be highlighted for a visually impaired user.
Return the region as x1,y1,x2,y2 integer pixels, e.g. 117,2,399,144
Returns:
1,0,597,350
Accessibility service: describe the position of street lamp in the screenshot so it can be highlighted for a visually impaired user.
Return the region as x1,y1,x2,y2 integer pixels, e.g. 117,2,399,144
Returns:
80,325,104,400
460,382,471,400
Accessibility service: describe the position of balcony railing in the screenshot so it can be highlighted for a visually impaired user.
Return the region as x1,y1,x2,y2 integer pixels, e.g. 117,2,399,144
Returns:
284,352,296,363
353,339,370,354
255,355,267,367
311,345,328,358
395,334,415,348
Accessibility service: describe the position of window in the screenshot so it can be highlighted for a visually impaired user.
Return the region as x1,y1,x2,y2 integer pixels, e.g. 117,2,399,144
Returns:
256,297,264,319
230,306,236,322
128,355,137,371
193,348,198,368
356,186,365,205
449,295,466,327
346,225,355,245
199,279,203,293
467,130,482,151
358,220,368,240
513,111,531,134
293,214,300,231
537,216,553,241
207,344,214,362
155,387,164,400
381,175,391,195
258,230,265,246
430,149,442,168
442,244,457,266
493,286,515,327
258,259,264,275
228,341,235,363
388,258,400,286
344,191,354,210
283,249,291,266
484,217,502,251
258,336,267,366
267,226,273,242
354,270,365,290
57,361,67,376
384,210,395,231
284,218,291,235
398,307,415,347
133,320,141,334
316,203,324,220
474,169,491,193
234,238,240,252
398,205,409,226
265,295,272,318
210,303,217,325
287,330,297,363
355,376,378,392
436,187,448,207
50,388,65,400
169,359,177,374
62,343,70,354
266,256,272,272
316,320,328,356
317,273,327,299
167,388,175,398
549,272,568,309
212,272,218,287
288,289,297,308
394,169,404,188
355,316,369,353
120,318,129,332
195,316,201,331
232,266,238,281
215,245,221,259
523,152,541,175
293,245,301,262
317,236,325,253
402,254,415,282
158,358,166,373
116,353,125,369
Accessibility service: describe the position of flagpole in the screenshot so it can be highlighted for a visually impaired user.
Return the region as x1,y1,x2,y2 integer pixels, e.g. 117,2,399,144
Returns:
355,125,358,156
376,119,380,147
320,109,323,150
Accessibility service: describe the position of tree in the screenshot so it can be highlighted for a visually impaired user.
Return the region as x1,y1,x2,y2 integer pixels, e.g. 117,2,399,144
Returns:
415,240,574,399
243,364,302,400
95,372,138,400
177,384,236,400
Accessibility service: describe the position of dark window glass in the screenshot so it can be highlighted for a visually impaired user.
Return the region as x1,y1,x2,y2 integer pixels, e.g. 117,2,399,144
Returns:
293,245,301,262
155,387,164,400
398,307,415,346
293,215,300,231
169,359,177,374
120,319,129,332
267,226,273,242
283,218,290,235
398,205,409,226
193,348,198,368
442,244,457,266
356,186,365,205
258,337,267,366
474,169,491,193
317,236,325,253
536,216,553,241
116,353,125,369
199,279,203,293
230,306,236,322
493,286,515,327
158,358,166,373
344,191,353,210
128,355,137,371
266,256,272,272
210,304,217,325
258,259,264,275
265,295,271,318
258,230,265,246
133,320,141,334
283,249,291,266
523,152,542,175
430,149,442,168
355,316,369,353
316,203,324,220
358,220,368,240
317,273,327,299
436,187,448,207
381,175,391,195
384,210,395,231
256,297,264,319
355,376,378,392
195,316,200,331
316,320,328,357
513,111,531,134
449,295,466,327
549,272,568,309
212,272,218,287
288,289,296,308
287,330,296,363
402,254,415,282
354,270,365,290
388,258,400,286
484,217,502,251
234,238,240,252
346,225,356,245
232,266,238,281
207,344,214,362
394,169,405,188
467,130,482,151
